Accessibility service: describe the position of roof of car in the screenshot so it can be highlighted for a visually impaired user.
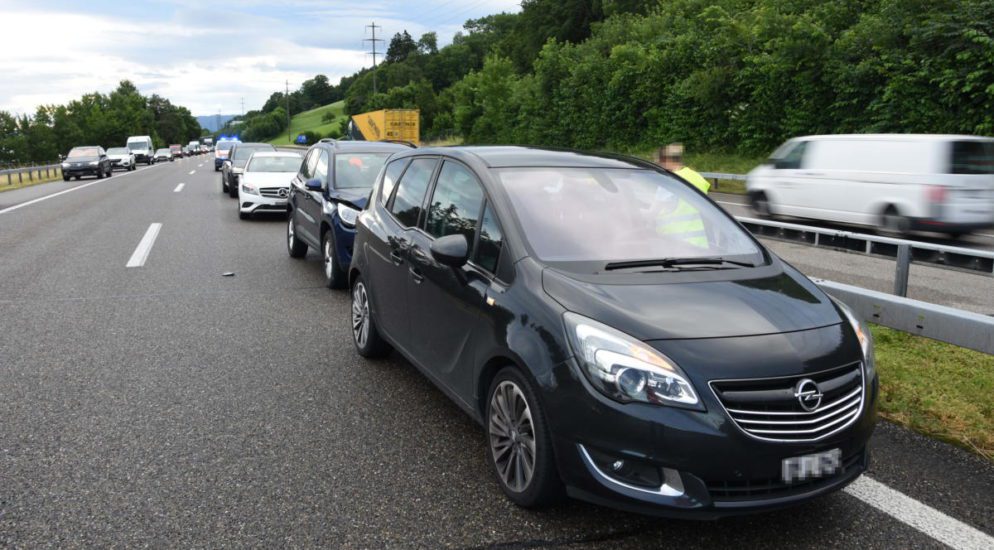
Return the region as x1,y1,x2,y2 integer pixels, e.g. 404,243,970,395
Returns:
314,140,413,153
410,146,647,169
794,134,994,142
249,151,302,158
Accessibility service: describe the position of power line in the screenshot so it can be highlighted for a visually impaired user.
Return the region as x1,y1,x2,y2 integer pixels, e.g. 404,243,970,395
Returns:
363,21,384,95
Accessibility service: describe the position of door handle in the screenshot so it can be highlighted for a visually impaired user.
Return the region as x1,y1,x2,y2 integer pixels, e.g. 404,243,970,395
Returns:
410,247,429,263
390,250,404,266
409,267,424,284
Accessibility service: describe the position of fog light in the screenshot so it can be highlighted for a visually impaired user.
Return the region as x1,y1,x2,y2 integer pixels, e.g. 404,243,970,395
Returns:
585,447,662,488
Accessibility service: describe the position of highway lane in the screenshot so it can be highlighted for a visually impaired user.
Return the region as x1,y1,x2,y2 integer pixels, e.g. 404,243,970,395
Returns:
713,193,994,315
1,159,992,548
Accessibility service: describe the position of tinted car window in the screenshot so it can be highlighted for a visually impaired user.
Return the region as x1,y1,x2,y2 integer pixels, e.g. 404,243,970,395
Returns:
389,158,436,228
773,141,806,169
334,153,392,189
474,204,503,274
380,158,409,206
107,148,128,155
300,150,317,179
424,161,484,241
950,140,994,174
314,151,329,184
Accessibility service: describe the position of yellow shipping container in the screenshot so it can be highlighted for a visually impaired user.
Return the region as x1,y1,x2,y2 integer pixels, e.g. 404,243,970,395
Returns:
350,109,420,145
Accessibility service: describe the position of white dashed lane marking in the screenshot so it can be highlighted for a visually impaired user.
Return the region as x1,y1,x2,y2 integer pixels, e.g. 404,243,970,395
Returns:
125,223,162,268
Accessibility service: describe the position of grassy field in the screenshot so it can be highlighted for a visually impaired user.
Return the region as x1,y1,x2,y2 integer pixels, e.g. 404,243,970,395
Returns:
1,167,64,192
267,101,347,146
872,326,994,461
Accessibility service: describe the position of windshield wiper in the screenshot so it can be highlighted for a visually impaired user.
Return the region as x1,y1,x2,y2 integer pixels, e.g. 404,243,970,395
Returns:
604,257,758,271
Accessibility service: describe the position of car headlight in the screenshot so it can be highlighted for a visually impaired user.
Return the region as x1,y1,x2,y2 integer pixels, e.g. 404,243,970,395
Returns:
834,299,875,378
61,162,69,168
241,184,257,195
335,202,360,227
564,312,700,407
89,161,99,166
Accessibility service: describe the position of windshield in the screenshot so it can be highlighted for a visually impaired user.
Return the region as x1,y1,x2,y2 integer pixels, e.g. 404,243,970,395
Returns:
68,147,99,158
247,156,302,173
107,148,128,155
950,140,994,174
495,168,762,264
127,142,148,151
156,149,170,155
216,141,235,151
334,153,391,189
233,146,272,162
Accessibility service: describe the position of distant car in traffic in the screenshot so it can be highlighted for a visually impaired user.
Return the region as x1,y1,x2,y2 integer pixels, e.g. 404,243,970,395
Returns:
126,135,155,165
61,146,112,180
746,134,994,238
214,139,237,171
154,148,173,162
347,145,877,519
286,140,411,288
222,142,276,198
237,151,303,220
105,147,136,171
170,144,183,158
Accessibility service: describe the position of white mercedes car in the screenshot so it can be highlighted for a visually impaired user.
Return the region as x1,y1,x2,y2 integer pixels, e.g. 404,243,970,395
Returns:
238,151,303,220
106,147,136,171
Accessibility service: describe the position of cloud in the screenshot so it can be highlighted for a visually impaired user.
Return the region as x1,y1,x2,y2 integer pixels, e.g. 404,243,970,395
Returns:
0,0,520,116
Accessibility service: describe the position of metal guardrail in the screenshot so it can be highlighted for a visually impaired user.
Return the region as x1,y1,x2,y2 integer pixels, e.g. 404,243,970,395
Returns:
700,171,747,181
817,279,994,355
1,163,62,186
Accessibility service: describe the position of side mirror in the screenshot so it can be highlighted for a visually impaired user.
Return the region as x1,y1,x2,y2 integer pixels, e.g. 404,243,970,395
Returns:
305,178,323,191
430,234,470,268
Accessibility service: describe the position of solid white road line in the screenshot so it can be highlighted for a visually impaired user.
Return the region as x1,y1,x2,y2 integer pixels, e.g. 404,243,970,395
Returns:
188,170,195,175
0,165,162,216
173,183,185,193
845,476,994,550
125,223,162,268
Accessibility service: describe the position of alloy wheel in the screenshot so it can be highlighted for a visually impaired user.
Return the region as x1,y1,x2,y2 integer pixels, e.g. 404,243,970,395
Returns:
287,219,296,249
489,381,536,493
352,282,370,348
324,239,334,279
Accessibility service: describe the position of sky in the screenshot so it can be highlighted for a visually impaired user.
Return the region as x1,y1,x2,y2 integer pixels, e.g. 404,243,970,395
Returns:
0,0,521,117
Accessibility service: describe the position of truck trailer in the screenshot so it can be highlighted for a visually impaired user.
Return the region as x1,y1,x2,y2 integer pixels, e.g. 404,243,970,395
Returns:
346,109,419,145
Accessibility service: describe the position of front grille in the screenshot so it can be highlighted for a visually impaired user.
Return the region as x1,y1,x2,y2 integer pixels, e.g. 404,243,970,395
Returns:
259,187,287,198
710,363,864,442
706,447,865,502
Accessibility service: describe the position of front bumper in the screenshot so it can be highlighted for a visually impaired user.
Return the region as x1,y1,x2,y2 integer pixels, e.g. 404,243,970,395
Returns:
239,190,289,214
110,159,131,169
63,166,101,176
546,356,877,519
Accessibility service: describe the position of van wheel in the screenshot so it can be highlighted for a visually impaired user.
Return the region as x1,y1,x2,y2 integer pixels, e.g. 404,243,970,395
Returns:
351,275,391,358
486,367,563,508
880,206,912,237
750,191,772,217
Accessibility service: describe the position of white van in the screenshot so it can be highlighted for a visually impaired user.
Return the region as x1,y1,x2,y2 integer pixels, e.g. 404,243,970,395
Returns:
746,134,994,237
126,135,155,165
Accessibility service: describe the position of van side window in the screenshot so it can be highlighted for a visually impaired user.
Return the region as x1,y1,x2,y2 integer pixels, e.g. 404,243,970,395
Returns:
474,204,504,275
424,161,484,242
950,141,994,174
380,158,409,206
775,141,807,170
389,158,437,228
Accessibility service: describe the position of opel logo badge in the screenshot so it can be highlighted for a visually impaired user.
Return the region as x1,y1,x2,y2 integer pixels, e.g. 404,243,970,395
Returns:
277,188,289,198
794,379,823,412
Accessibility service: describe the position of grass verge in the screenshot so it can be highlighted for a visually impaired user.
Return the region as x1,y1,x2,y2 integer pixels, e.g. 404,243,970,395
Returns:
1,168,64,192
268,101,347,146
872,325,994,461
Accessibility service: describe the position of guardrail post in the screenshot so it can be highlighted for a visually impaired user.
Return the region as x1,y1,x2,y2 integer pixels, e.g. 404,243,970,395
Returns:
894,244,911,297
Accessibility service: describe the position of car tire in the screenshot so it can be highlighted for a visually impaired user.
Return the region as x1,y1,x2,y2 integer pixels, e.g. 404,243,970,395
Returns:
880,206,912,237
287,214,308,258
228,179,238,198
485,367,563,508
96,168,103,180
239,211,250,220
750,191,772,218
322,229,347,289
221,175,228,194
350,275,391,358
62,175,70,182
74,176,81,180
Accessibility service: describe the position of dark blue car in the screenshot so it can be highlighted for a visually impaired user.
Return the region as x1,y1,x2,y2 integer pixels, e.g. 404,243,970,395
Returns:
287,139,413,288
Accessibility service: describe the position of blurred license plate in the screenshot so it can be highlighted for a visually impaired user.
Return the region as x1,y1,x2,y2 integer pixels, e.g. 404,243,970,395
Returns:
782,448,841,484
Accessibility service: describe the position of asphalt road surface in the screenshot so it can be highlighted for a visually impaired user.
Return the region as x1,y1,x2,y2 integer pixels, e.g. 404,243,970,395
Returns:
1,159,992,548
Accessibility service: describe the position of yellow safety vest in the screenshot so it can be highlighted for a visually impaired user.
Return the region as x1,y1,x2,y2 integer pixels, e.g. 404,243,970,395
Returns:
675,166,711,194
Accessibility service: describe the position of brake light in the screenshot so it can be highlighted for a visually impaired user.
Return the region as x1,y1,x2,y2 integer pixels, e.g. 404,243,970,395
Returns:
927,185,946,203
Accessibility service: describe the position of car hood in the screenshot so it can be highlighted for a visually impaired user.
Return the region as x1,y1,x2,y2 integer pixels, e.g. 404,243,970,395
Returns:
328,188,369,209
66,156,99,163
541,264,841,341
242,172,295,187
107,154,130,160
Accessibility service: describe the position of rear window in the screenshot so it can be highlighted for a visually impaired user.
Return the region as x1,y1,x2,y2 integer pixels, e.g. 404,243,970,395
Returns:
950,141,994,174
107,148,128,154
216,141,236,151
247,156,302,173
233,145,274,162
